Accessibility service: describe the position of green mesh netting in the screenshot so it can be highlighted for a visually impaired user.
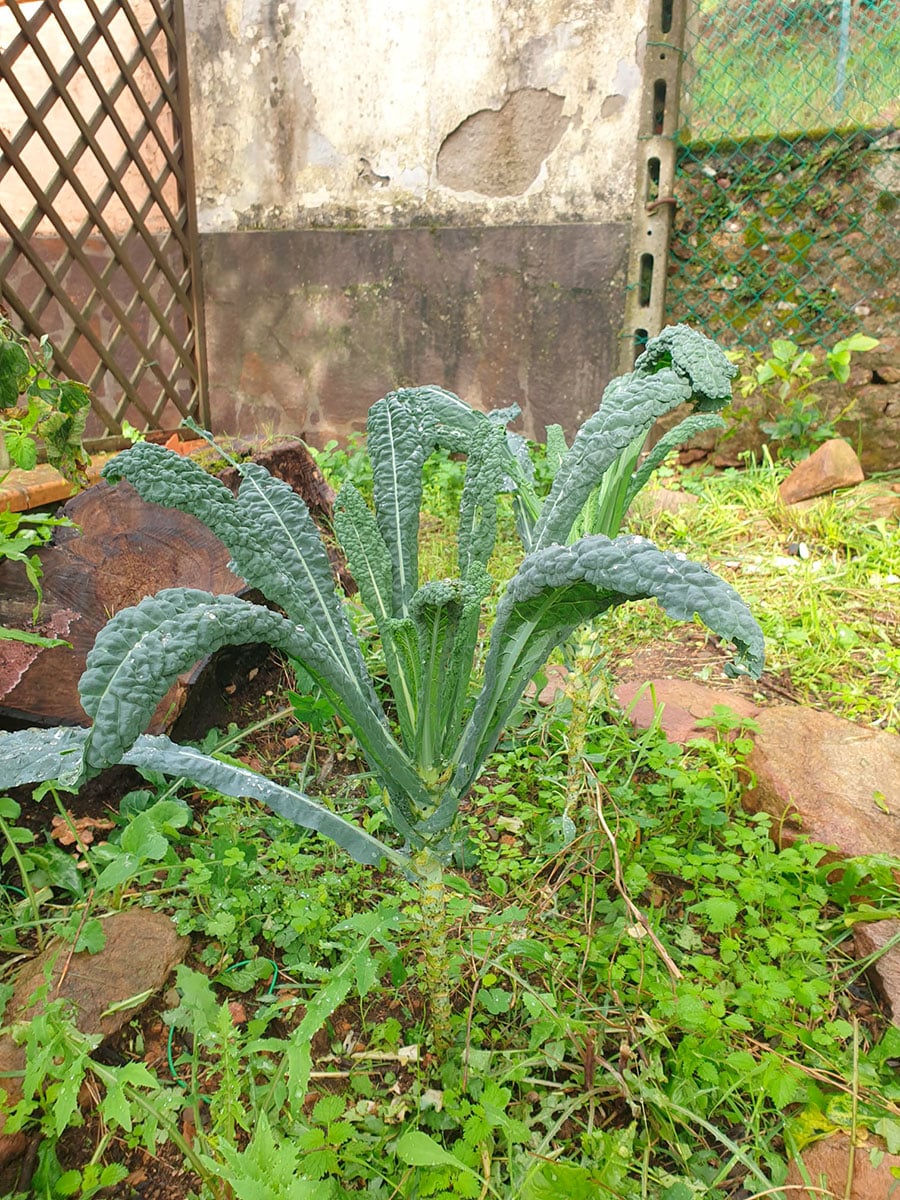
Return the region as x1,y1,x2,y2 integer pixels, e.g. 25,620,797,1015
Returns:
668,0,900,349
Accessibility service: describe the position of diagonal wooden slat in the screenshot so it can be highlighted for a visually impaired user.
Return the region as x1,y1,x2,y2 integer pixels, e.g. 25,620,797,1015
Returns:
56,0,186,190
0,0,207,440
7,5,191,259
93,0,181,116
0,8,109,189
0,119,197,397
84,0,182,170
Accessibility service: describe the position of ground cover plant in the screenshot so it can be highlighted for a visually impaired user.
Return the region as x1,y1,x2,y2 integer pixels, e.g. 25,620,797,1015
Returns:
727,333,879,461
1,692,898,1198
0,325,898,1197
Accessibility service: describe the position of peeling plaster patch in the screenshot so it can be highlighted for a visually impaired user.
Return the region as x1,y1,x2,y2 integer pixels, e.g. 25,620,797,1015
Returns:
601,94,626,118
306,130,343,168
357,158,390,187
518,21,585,86
612,59,642,97
437,89,568,197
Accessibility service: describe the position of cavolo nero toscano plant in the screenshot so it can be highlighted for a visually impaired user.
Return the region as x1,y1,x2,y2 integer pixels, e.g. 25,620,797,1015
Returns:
0,324,764,1049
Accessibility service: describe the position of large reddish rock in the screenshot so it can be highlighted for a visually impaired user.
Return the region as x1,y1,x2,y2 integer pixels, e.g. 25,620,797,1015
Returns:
779,438,865,504
615,678,761,745
741,706,900,858
782,1133,900,1199
630,487,700,520
0,910,188,1164
845,480,900,522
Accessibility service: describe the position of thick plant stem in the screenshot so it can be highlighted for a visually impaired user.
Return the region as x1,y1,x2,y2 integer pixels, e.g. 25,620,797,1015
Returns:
414,848,453,1055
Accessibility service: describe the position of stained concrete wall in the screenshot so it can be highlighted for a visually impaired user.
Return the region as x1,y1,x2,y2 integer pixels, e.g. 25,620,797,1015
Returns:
182,0,651,441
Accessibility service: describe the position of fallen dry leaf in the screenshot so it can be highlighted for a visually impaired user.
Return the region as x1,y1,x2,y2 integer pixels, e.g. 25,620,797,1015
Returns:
50,812,114,846
228,1001,248,1025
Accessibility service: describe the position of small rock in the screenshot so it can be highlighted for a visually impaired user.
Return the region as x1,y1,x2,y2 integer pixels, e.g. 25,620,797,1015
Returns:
779,439,865,504
782,1133,900,1199
853,918,900,1027
0,910,189,1165
846,481,900,522
632,487,700,519
524,663,569,705
741,707,900,859
615,679,760,745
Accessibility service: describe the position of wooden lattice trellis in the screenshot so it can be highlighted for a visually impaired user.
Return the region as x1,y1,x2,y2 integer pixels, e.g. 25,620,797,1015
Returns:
0,0,207,444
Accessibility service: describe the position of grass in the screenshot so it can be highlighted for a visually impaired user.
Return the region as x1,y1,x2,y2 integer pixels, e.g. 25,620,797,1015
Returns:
685,7,900,140
1,446,898,1197
614,457,900,732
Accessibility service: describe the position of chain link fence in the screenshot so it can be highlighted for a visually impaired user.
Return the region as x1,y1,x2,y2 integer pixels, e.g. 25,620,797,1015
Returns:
667,0,900,350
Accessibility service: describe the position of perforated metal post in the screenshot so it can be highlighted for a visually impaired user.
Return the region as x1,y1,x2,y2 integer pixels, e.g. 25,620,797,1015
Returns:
620,0,688,372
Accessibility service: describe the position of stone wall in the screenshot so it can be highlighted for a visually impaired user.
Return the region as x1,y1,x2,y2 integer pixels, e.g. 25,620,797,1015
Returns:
182,0,652,442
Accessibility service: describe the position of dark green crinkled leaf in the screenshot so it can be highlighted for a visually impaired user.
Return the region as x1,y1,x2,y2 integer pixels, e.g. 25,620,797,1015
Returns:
534,327,737,549
231,463,373,695
334,481,393,625
106,444,372,698
103,443,238,541
368,394,429,617
456,420,505,577
121,737,410,871
634,323,737,409
0,726,89,791
544,424,569,477
533,370,693,549
0,726,408,871
409,579,477,772
77,589,429,815
623,412,726,511
403,384,485,454
453,534,764,794
334,481,418,747
79,590,330,770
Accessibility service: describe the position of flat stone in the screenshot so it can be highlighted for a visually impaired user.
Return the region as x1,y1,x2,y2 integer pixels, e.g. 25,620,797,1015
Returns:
789,482,900,521
779,438,865,504
524,663,570,705
631,487,700,519
742,706,900,858
783,1133,900,1199
853,918,900,1028
615,679,760,744
845,481,900,522
0,910,188,1164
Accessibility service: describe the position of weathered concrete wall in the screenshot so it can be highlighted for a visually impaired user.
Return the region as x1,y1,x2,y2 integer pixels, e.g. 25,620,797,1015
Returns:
182,0,651,441
185,0,647,232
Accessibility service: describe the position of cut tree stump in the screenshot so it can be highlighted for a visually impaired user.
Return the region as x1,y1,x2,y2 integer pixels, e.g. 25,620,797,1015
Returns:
0,440,349,730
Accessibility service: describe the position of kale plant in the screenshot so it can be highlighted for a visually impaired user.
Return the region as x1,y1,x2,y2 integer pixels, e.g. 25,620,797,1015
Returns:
0,325,763,1047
